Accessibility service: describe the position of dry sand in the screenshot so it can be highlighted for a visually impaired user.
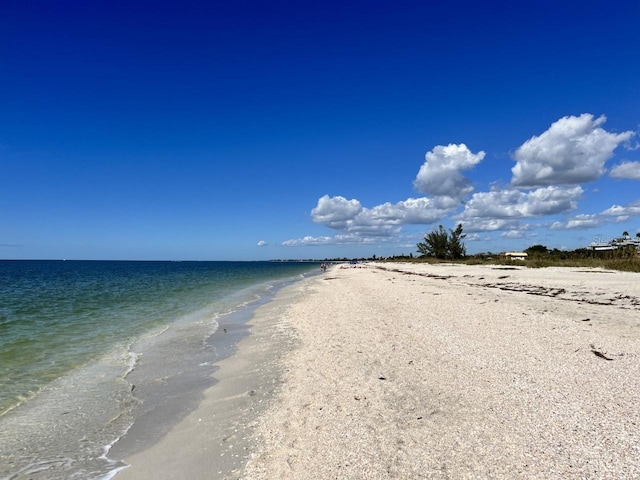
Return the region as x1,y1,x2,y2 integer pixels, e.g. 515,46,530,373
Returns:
117,262,640,480
241,262,640,479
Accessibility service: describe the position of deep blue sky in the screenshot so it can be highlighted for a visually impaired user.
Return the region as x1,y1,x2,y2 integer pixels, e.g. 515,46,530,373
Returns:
2,1,639,260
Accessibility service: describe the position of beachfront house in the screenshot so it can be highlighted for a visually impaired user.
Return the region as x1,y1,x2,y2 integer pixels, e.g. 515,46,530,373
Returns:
502,252,528,261
588,242,618,252
588,237,640,252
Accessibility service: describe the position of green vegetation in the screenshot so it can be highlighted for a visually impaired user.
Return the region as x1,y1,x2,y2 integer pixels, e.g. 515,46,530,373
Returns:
516,243,640,272
319,230,640,273
403,236,640,272
416,224,466,260
380,230,639,273
389,249,640,272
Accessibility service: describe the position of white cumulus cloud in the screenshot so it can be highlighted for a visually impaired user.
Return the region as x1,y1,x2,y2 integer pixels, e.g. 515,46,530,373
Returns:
459,186,583,221
565,214,603,230
310,194,460,239
413,143,485,200
287,114,637,248
281,233,380,247
600,201,640,217
511,114,635,187
311,195,363,229
459,218,525,233
501,230,529,239
609,161,640,180
362,197,459,226
257,240,268,247
281,236,334,247
549,200,640,230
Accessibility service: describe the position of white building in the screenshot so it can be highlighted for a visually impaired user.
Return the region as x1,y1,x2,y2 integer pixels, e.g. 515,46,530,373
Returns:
502,252,528,261
588,238,640,251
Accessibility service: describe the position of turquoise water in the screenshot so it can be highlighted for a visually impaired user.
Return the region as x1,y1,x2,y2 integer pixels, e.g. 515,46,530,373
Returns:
0,260,317,480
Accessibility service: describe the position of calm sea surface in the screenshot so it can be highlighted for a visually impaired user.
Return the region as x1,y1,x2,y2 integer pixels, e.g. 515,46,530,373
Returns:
0,260,317,480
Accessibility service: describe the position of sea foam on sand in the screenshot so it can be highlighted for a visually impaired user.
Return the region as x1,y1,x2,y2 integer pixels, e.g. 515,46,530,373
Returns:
118,262,640,479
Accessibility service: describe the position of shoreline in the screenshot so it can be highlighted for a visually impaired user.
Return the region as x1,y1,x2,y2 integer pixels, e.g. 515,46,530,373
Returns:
115,262,640,479
113,273,313,479
0,261,318,480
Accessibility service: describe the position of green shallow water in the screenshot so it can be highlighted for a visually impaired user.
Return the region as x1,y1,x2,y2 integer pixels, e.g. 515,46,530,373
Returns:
0,260,317,479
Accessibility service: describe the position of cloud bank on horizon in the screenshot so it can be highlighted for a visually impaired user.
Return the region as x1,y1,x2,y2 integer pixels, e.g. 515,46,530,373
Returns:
283,113,639,251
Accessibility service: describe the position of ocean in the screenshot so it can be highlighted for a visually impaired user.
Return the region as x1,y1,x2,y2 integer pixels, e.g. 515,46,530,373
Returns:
0,260,318,480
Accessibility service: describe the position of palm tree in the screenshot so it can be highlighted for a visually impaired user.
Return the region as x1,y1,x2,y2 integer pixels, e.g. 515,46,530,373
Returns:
623,231,630,239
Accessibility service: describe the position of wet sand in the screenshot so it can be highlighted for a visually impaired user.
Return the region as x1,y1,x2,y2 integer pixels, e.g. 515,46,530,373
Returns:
118,262,640,479
114,282,306,479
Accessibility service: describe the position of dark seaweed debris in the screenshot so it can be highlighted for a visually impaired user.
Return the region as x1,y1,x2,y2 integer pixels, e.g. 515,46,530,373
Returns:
590,344,614,361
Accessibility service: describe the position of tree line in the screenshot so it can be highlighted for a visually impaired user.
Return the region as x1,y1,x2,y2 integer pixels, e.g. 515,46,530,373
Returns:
415,227,639,261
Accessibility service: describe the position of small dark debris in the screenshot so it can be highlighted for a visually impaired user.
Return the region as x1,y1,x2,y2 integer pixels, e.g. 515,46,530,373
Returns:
378,376,387,380
581,318,591,322
590,347,614,361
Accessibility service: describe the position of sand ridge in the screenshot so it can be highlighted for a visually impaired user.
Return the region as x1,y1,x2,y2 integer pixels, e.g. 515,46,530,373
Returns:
241,262,640,479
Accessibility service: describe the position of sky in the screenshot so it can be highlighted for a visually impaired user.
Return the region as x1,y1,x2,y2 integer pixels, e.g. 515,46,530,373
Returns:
1,0,639,260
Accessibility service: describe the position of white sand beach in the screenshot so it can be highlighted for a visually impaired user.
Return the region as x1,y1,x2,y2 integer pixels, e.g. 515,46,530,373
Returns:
118,262,640,479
